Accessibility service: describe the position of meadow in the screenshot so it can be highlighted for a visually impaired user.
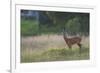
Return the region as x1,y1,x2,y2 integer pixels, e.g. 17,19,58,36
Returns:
21,10,89,63
21,35,89,63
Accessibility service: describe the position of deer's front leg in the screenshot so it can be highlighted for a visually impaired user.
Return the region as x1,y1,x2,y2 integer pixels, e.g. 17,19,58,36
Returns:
68,44,72,51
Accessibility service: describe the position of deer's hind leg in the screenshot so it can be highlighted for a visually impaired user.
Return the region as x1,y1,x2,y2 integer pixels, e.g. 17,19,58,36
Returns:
77,43,82,54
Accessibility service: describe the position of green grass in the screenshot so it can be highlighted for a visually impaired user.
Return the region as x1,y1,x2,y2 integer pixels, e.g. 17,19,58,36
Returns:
21,47,89,63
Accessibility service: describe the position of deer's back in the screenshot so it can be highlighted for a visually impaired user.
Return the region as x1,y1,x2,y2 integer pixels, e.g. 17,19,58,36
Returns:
64,36,81,45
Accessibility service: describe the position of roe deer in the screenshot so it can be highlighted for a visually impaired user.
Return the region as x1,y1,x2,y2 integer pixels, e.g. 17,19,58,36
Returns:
63,29,82,53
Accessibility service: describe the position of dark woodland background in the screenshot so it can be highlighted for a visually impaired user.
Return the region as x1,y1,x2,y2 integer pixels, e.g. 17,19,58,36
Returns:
21,10,89,36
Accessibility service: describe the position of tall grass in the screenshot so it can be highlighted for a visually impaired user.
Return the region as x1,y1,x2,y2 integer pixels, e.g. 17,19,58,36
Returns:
21,35,89,63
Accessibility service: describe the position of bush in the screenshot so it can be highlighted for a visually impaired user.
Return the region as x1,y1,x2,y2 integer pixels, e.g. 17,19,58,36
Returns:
21,19,39,36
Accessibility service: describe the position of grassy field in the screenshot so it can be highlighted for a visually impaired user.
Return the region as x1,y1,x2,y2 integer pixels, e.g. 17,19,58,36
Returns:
21,35,89,63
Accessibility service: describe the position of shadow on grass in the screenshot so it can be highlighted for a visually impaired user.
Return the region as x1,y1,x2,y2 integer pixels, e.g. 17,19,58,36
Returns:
21,47,89,63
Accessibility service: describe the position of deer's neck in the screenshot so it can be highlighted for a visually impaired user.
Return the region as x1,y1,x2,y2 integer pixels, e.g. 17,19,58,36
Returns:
63,33,68,39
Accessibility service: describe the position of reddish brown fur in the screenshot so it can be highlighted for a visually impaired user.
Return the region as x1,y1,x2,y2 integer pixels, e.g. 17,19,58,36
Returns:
63,35,82,49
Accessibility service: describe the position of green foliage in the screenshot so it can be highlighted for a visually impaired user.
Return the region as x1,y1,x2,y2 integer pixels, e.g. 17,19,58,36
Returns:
65,17,81,34
42,12,89,35
39,24,62,34
21,19,39,36
21,11,89,36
